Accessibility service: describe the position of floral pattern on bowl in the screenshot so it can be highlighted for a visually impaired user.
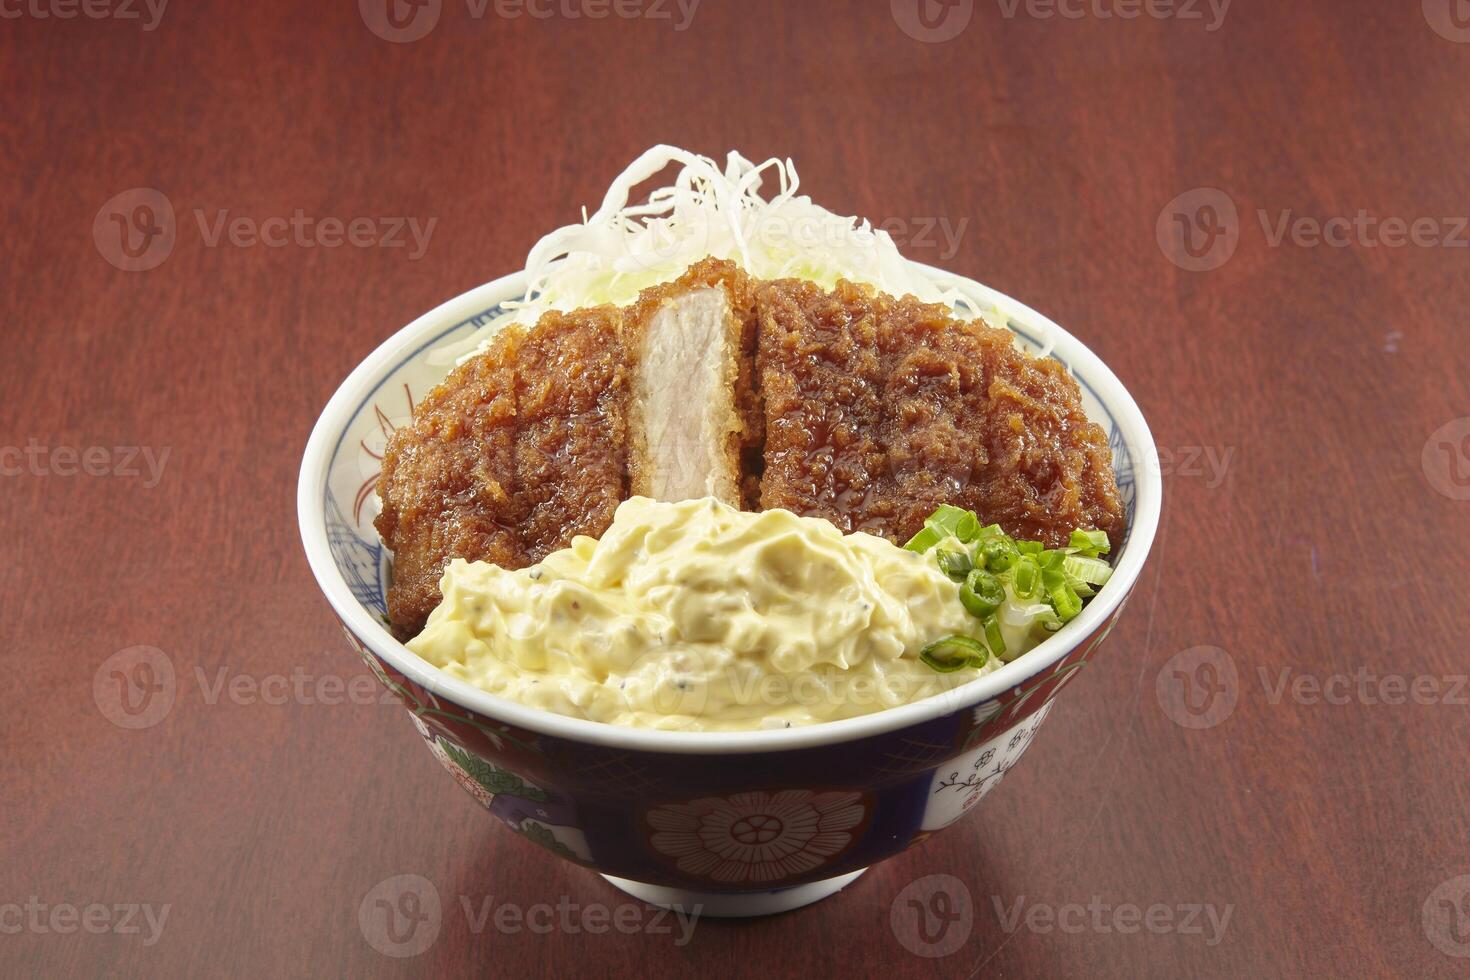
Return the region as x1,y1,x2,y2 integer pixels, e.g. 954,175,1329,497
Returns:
647,790,869,885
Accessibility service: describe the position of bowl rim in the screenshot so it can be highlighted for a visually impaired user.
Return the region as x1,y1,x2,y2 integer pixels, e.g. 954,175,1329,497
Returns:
298,262,1161,754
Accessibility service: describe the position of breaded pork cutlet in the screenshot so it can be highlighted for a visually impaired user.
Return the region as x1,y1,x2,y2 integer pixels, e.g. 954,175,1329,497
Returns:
375,261,753,636
755,277,1125,552
374,306,629,636
626,258,758,506
378,260,1126,636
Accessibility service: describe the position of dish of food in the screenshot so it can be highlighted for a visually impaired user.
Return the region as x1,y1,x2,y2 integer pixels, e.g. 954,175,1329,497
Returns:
370,147,1126,731
298,144,1159,912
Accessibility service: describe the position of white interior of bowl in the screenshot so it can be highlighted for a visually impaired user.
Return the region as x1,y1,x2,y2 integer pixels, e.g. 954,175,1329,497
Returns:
298,264,1162,753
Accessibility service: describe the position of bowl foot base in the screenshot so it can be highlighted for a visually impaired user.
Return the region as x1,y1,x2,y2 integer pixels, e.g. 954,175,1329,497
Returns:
600,867,867,917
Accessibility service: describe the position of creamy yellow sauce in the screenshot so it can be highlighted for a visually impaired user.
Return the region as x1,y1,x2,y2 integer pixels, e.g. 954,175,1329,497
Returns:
407,497,999,731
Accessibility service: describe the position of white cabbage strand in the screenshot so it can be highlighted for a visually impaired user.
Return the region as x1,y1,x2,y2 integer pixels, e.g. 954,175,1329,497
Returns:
436,145,1039,366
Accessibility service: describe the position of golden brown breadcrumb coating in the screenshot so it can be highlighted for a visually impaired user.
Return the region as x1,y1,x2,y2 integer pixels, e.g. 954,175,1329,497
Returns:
374,306,627,636
755,277,1125,551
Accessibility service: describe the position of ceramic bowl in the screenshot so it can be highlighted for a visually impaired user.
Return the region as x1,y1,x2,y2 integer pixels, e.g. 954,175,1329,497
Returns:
297,263,1161,917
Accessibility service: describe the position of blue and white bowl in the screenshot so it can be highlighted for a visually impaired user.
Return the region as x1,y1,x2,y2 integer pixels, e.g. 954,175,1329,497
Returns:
297,265,1162,916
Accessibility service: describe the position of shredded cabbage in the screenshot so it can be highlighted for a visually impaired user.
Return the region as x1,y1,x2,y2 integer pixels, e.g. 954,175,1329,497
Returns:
439,145,1031,365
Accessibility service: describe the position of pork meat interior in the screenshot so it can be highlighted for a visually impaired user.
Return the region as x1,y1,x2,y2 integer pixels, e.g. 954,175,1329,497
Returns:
626,261,752,506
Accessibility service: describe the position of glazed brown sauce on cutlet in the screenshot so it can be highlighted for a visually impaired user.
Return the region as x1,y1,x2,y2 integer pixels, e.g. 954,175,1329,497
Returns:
373,305,627,637
756,277,1124,551
375,264,1126,636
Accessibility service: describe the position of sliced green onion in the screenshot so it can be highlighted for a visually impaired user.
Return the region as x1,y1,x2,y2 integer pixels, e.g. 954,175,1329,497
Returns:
935,548,973,581
925,505,979,543
978,536,1020,572
913,509,1112,664
919,635,989,673
1049,584,1083,623
1063,555,1113,587
903,524,944,554
959,569,1006,619
982,615,1007,658
1069,529,1111,557
1012,557,1039,598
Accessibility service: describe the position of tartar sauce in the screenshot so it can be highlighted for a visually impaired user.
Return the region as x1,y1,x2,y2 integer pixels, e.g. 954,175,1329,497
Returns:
407,496,996,731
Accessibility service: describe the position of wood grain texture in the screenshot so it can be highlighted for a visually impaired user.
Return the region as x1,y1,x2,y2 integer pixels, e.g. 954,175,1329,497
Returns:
3,1,1469,976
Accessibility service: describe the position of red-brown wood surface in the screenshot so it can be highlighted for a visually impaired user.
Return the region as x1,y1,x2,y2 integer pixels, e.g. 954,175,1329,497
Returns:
4,1,1469,976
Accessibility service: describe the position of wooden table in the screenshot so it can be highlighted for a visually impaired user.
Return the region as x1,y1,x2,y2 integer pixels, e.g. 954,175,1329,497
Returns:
4,1,1468,975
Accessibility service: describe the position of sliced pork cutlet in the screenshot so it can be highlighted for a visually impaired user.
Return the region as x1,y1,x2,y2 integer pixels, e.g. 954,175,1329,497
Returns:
755,277,1126,551
374,305,628,636
626,258,756,507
